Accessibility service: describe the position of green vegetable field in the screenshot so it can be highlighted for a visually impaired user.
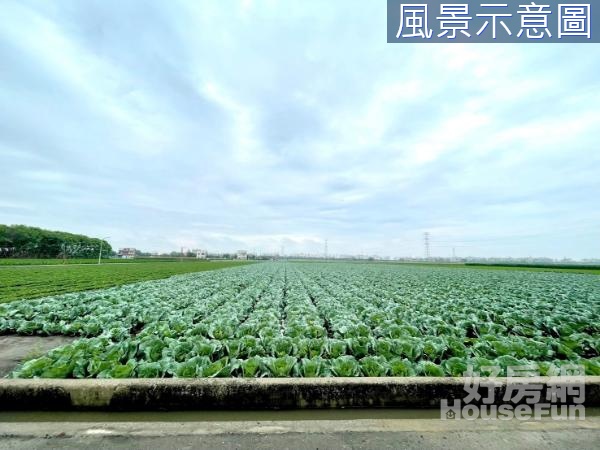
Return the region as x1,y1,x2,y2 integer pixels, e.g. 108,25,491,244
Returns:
1,262,598,378
0,258,174,265
0,260,252,303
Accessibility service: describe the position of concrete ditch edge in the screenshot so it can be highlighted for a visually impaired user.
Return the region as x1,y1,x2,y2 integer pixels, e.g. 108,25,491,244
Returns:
0,376,598,411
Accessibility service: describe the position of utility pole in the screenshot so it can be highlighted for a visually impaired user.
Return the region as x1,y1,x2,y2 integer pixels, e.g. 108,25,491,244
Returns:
452,247,456,261
98,236,110,264
424,232,430,260
324,239,328,260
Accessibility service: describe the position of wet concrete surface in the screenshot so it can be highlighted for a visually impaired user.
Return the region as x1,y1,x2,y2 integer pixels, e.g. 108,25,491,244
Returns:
0,335,76,377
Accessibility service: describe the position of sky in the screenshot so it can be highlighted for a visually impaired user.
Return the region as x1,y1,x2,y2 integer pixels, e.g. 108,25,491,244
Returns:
1,0,599,259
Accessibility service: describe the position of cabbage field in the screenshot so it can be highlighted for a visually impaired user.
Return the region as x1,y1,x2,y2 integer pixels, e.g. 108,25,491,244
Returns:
1,262,599,378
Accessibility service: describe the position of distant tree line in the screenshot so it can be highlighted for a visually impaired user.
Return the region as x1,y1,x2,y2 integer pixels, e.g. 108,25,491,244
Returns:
0,224,112,258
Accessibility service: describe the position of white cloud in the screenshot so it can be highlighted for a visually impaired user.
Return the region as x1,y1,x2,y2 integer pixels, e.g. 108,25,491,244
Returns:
1,0,598,258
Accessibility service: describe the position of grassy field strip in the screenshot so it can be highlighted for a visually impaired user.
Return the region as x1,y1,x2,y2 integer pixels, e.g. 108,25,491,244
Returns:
0,262,145,269
0,258,209,266
0,261,253,303
459,265,600,275
381,262,600,275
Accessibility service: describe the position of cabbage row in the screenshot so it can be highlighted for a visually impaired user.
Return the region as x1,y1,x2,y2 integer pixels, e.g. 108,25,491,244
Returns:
1,262,599,378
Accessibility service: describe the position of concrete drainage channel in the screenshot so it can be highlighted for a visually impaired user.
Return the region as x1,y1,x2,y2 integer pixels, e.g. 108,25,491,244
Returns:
2,378,600,449
0,377,599,410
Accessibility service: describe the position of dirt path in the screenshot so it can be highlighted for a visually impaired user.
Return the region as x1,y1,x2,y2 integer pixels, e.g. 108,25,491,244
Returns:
0,335,76,377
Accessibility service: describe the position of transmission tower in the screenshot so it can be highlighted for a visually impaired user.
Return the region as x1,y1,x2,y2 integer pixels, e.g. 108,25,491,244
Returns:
424,232,430,259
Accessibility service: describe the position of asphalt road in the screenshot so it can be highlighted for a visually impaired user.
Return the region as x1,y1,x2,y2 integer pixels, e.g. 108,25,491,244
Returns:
1,417,599,449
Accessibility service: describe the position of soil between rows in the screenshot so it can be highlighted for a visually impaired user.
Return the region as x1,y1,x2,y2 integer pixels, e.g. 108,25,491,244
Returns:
0,335,77,377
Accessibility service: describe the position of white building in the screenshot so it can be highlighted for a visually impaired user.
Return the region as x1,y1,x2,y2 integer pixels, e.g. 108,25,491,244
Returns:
118,248,136,259
237,250,248,260
195,249,207,259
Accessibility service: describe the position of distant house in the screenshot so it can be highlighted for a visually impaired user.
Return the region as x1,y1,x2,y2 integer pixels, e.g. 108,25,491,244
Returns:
0,247,15,257
195,249,208,259
118,248,136,259
237,250,248,260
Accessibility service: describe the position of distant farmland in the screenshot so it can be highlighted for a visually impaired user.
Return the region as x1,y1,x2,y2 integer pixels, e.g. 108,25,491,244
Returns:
0,260,252,303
